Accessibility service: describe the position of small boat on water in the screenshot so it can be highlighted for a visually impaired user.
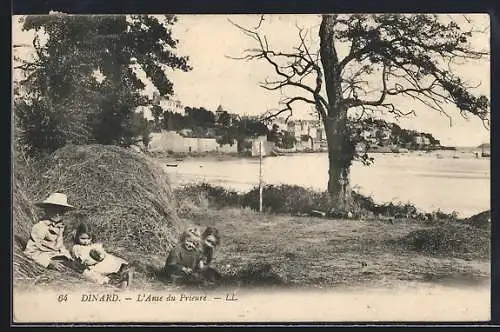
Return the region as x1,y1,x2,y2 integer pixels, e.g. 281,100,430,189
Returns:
480,143,490,157
270,150,286,157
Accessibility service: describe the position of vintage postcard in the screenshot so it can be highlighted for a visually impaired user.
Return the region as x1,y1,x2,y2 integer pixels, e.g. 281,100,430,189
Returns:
12,13,491,323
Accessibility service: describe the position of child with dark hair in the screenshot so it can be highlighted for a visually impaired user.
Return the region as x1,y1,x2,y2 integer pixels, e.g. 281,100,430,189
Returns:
199,227,220,267
196,226,222,283
72,222,133,288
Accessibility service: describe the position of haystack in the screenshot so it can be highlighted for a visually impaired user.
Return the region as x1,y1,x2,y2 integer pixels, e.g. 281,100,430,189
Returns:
13,166,45,279
400,223,490,260
462,210,491,229
25,144,184,256
13,169,37,248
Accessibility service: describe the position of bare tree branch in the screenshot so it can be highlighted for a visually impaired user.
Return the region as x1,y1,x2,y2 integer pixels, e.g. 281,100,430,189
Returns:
254,15,265,29
260,96,316,122
231,13,489,144
346,61,389,107
229,17,329,122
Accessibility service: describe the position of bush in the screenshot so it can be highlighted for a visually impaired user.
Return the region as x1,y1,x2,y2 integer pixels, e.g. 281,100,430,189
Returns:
239,184,458,221
241,184,329,215
14,99,71,157
173,183,460,222
174,183,241,208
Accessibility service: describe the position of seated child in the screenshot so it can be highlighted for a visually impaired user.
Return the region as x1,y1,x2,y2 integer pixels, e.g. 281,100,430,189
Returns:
71,222,133,288
162,227,203,284
196,226,222,283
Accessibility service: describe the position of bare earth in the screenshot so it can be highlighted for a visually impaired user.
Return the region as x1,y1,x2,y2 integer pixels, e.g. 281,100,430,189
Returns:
13,208,490,322
14,208,490,292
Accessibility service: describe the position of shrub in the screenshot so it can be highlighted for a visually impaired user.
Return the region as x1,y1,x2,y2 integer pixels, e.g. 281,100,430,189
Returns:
175,183,459,222
241,184,327,214
174,183,241,208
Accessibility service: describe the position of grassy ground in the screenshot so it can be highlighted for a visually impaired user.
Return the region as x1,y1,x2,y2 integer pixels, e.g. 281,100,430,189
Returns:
14,207,490,293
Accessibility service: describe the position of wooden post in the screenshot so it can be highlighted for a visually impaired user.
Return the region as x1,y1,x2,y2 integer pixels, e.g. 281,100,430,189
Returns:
259,141,263,213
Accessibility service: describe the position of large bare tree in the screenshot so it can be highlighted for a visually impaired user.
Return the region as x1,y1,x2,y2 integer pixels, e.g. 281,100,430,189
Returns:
231,14,489,209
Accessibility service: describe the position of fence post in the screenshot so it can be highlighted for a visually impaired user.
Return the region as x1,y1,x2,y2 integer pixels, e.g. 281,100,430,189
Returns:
259,141,263,213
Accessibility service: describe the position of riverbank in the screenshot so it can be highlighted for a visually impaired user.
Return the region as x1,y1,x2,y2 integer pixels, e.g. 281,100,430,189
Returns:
147,146,489,162
148,150,242,163
159,152,490,218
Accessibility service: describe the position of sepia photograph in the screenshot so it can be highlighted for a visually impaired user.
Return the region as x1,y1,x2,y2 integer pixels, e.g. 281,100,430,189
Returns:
12,12,491,323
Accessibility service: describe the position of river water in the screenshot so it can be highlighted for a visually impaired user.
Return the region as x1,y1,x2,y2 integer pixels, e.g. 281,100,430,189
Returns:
165,151,490,218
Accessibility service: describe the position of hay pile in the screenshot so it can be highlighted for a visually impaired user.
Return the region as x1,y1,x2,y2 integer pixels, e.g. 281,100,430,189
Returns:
462,210,491,229
13,168,37,248
400,222,490,259
13,166,45,279
26,144,183,256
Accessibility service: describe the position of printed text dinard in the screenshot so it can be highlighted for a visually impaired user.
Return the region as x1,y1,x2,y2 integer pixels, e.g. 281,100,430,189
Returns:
77,292,238,302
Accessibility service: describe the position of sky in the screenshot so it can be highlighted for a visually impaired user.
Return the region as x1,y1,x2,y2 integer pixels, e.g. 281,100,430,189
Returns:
12,14,491,147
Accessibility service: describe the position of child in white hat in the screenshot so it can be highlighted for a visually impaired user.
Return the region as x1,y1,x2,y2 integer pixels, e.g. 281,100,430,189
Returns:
24,193,76,271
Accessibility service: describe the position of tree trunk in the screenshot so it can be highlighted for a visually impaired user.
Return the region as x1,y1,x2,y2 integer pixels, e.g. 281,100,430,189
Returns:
324,114,352,210
319,15,353,209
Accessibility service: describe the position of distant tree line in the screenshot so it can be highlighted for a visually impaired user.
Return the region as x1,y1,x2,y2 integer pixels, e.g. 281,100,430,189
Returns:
159,107,215,132
352,118,441,149
150,106,269,146
264,117,442,151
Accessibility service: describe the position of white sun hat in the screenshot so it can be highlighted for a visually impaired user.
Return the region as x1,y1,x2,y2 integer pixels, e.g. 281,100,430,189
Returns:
35,192,75,210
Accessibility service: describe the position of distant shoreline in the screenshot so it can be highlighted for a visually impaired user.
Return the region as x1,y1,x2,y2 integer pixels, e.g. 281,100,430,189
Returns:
147,147,489,162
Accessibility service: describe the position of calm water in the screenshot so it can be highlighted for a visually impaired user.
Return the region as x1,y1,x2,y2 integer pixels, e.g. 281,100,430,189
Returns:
165,152,490,218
